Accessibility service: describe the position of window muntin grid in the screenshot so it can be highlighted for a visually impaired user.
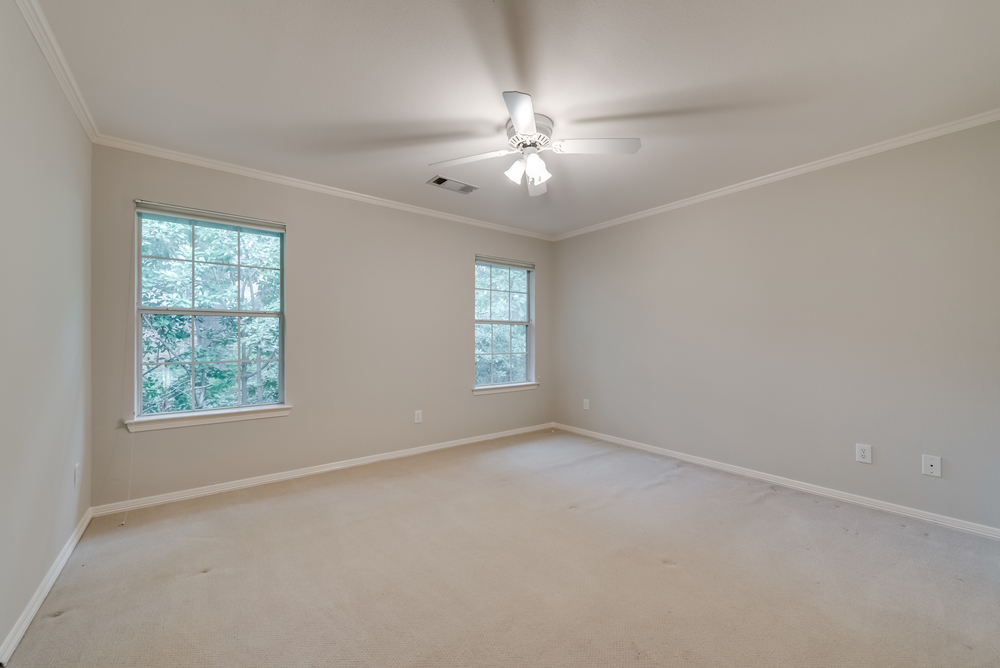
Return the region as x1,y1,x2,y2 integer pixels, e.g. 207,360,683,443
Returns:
474,262,531,387
137,212,284,415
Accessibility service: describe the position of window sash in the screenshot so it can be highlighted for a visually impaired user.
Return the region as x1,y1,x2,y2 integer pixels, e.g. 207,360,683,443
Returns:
138,215,282,313
138,311,284,413
474,262,531,325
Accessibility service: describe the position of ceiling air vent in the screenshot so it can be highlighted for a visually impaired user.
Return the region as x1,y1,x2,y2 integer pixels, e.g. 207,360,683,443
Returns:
427,175,478,194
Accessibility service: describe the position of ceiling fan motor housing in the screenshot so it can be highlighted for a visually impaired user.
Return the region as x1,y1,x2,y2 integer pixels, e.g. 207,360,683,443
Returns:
507,114,553,150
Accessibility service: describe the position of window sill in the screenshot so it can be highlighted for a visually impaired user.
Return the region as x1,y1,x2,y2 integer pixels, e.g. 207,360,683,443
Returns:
125,404,292,432
472,382,539,396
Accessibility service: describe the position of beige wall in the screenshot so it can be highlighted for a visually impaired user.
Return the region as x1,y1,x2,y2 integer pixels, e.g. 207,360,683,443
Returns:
87,121,1000,529
0,0,92,651
553,121,1000,529
90,146,555,505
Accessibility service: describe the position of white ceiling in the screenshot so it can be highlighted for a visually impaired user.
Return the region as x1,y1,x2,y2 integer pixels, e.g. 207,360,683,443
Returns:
36,0,1000,237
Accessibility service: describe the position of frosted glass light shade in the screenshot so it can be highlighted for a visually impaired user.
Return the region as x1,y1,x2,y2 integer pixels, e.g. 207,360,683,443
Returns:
504,159,526,184
524,152,552,184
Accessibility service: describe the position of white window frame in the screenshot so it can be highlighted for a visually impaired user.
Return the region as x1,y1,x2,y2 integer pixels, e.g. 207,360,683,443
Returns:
472,255,538,395
125,201,291,432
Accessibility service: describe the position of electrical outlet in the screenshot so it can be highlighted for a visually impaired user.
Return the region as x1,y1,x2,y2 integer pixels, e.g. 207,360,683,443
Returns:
583,399,589,410
922,454,941,477
856,444,872,464
73,464,80,490
414,410,422,424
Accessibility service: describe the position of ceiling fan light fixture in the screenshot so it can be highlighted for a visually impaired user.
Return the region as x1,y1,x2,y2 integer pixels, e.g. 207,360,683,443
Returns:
524,151,551,185
430,92,641,197
504,158,526,185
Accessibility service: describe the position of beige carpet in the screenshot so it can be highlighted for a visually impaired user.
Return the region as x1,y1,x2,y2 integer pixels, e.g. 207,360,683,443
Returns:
9,429,1000,667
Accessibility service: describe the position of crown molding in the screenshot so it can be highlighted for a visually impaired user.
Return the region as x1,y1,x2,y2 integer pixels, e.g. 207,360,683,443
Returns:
14,0,98,141
19,0,1000,244
553,107,1000,241
95,106,1000,245
92,134,555,241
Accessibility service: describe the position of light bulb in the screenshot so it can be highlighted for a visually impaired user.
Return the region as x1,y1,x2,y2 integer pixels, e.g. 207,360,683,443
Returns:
524,152,552,185
504,158,526,184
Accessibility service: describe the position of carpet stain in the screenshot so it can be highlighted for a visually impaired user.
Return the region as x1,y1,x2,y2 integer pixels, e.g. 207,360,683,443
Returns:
661,558,678,567
631,641,648,660
49,611,64,618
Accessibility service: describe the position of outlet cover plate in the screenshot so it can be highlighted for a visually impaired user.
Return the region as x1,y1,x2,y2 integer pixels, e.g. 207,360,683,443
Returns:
856,443,872,464
414,410,422,424
922,454,941,477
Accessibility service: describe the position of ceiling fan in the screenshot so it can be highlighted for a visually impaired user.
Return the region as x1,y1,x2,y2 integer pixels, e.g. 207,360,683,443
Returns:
430,91,642,196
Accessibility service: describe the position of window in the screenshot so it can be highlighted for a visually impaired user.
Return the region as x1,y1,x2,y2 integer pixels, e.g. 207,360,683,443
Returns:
137,207,284,416
474,256,534,388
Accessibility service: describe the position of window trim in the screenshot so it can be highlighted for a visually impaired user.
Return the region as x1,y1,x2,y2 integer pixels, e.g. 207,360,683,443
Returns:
124,403,293,433
471,382,539,396
473,256,535,391
133,202,289,423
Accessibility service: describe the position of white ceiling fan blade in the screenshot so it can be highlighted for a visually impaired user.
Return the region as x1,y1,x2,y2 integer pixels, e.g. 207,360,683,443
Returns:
503,91,537,136
429,149,516,168
551,138,642,155
527,179,547,197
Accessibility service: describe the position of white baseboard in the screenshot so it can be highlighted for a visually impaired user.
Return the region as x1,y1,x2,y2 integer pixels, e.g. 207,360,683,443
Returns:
92,422,557,517
554,423,1000,541
0,508,93,666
